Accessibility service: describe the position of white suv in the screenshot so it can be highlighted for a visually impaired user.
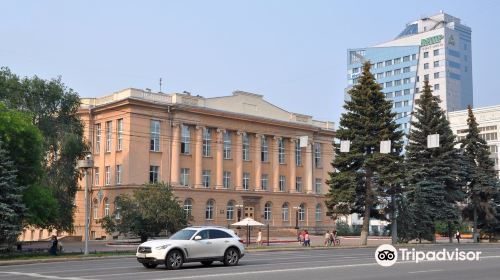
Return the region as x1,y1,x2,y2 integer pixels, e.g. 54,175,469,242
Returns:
136,226,245,269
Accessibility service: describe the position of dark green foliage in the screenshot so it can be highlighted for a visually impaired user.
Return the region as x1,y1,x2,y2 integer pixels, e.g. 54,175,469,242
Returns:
101,182,189,242
0,67,87,231
325,61,404,245
0,140,25,247
460,106,499,235
403,80,463,242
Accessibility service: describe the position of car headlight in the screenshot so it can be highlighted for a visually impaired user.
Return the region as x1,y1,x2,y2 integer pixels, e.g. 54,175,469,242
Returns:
155,244,171,250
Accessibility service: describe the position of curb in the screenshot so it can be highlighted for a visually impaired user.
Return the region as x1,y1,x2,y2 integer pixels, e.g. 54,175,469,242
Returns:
0,255,134,266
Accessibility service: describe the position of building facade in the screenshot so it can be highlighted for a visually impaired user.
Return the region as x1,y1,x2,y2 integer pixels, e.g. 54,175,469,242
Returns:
72,88,335,240
347,11,472,135
448,105,500,177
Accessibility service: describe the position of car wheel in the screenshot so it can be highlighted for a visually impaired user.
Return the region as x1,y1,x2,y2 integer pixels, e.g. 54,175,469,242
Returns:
200,261,213,266
223,247,239,266
165,250,183,270
142,263,158,269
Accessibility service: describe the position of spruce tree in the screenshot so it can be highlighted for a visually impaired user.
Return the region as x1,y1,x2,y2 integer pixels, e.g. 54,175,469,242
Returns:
326,61,404,245
0,140,26,247
404,80,463,242
460,106,499,241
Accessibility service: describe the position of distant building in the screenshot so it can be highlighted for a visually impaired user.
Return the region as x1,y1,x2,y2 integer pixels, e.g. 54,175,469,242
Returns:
448,105,500,177
66,88,336,240
347,11,472,135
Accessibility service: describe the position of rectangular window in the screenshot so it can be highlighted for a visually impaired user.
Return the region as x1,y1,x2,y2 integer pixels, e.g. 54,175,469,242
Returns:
295,177,302,192
352,67,359,73
315,178,322,194
243,172,250,190
295,141,302,166
403,100,409,107
203,128,211,157
242,133,250,161
104,202,110,217
434,61,439,67
261,174,268,191
394,101,402,108
279,175,285,192
202,170,211,188
181,125,190,154
95,124,101,154
223,171,231,189
434,84,440,90
94,167,99,186
376,62,383,68
415,87,419,93
385,60,392,66
150,120,160,152
116,165,122,185
395,90,402,97
223,131,232,159
424,74,429,81
394,58,401,64
379,83,384,89
412,54,417,60
376,73,383,79
403,78,410,84
424,63,429,69
394,80,401,86
180,168,190,186
105,166,111,185
403,55,410,62
314,142,321,168
117,119,123,151
385,70,392,77
385,81,393,88
150,166,159,183
394,68,401,75
433,49,440,56
385,92,393,98
448,49,460,57
261,136,268,162
424,52,429,58
449,61,461,69
434,72,440,79
404,89,411,95
278,138,285,164
105,121,112,152
403,66,410,73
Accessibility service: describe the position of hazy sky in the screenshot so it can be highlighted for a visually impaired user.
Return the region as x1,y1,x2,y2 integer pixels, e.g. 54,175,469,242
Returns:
1,0,499,124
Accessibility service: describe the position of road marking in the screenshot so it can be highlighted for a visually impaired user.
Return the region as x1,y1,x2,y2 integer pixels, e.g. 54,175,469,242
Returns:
0,271,93,280
408,269,443,274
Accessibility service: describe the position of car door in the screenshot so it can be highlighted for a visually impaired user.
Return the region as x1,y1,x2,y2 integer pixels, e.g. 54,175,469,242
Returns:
187,229,213,259
208,229,233,257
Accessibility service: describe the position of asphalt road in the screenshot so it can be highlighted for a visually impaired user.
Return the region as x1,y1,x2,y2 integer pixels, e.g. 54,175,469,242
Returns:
1,244,500,280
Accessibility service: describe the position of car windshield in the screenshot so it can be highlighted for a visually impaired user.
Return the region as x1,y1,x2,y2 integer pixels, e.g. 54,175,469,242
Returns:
169,229,197,240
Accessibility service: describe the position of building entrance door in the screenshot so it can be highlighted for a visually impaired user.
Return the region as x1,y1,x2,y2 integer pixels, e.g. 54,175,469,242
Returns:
244,206,254,219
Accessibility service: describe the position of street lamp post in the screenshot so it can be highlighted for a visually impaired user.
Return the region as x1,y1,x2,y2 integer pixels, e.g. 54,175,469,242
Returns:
78,155,94,255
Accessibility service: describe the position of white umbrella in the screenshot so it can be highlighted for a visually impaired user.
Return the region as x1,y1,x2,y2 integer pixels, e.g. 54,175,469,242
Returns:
231,217,264,226
231,218,264,247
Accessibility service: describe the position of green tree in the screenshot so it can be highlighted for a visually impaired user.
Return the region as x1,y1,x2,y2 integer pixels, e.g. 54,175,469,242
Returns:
0,140,25,247
404,80,463,242
101,182,188,242
325,61,404,245
460,106,499,241
0,67,87,231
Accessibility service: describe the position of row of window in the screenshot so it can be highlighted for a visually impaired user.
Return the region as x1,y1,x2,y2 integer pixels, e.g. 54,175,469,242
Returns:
94,165,122,186
176,167,323,193
385,89,412,98
380,77,413,89
95,119,124,153
374,66,413,79
183,199,324,222
423,60,441,69
352,54,418,73
423,49,441,58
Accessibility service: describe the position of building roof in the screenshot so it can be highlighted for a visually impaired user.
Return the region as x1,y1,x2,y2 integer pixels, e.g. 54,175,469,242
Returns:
80,88,334,131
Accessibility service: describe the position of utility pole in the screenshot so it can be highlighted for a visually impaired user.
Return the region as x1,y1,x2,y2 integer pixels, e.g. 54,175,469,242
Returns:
78,155,94,255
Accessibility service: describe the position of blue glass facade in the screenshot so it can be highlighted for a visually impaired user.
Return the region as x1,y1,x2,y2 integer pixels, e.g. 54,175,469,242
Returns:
347,46,420,134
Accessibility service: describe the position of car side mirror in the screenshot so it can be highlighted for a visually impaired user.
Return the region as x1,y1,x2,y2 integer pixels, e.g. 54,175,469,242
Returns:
194,235,202,241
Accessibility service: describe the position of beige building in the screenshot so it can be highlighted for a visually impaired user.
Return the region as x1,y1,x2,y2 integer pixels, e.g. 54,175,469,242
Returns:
448,105,500,177
71,88,335,240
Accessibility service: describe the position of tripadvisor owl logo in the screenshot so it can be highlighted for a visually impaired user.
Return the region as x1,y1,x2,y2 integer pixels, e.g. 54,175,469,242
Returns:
375,244,398,267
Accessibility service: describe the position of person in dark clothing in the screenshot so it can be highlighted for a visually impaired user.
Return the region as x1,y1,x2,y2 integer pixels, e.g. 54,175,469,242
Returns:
49,235,58,255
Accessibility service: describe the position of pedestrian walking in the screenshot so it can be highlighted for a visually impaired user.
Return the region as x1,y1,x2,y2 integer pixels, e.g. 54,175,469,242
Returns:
455,230,461,243
256,229,262,246
304,230,310,247
49,235,58,256
299,230,304,245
